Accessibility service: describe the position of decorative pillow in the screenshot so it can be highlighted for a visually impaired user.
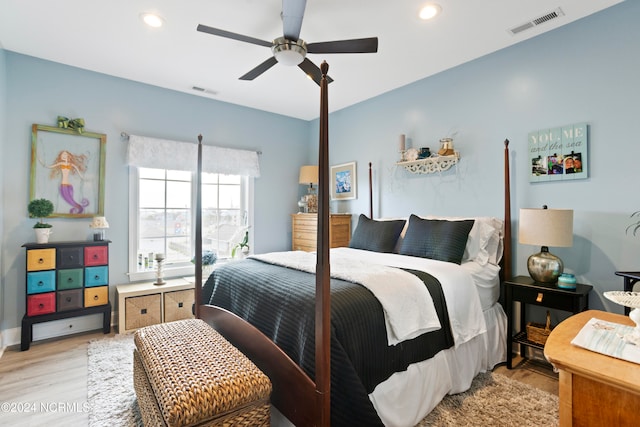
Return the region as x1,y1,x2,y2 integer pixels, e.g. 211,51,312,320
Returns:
349,214,406,253
398,215,475,264
422,215,504,266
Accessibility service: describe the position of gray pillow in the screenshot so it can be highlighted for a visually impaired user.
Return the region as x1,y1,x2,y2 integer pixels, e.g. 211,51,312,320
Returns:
399,215,475,264
349,214,406,253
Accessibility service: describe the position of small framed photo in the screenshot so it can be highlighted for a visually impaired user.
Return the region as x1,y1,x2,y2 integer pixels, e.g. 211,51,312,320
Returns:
330,161,356,200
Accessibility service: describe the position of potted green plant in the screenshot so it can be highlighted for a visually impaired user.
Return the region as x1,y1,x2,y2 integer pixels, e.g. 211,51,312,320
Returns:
627,211,640,236
28,198,54,243
231,230,250,259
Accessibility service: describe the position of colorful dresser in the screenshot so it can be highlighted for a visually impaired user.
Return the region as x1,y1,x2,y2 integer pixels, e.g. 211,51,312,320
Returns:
21,240,111,350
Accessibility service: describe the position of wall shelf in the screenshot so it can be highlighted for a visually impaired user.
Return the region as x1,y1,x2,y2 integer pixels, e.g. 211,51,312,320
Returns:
396,152,460,174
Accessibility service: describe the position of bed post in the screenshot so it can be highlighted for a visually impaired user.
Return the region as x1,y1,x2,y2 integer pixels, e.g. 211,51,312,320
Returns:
369,162,373,219
503,139,512,282
315,61,331,426
195,134,203,318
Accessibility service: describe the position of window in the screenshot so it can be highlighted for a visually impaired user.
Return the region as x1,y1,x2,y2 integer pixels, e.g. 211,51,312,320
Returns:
128,167,252,282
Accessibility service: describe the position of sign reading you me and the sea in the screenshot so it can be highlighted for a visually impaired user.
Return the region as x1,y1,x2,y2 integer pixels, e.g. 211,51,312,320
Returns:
528,122,588,182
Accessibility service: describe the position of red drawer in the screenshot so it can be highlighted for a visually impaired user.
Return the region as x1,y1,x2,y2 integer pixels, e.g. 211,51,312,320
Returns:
27,292,56,316
84,246,108,266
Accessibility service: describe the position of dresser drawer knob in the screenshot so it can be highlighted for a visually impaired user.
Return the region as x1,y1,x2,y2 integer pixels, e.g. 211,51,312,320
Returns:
38,258,44,264
39,303,44,308
66,297,72,303
67,278,74,283
536,292,544,303
93,295,99,301
141,308,147,314
38,281,44,287
94,275,100,280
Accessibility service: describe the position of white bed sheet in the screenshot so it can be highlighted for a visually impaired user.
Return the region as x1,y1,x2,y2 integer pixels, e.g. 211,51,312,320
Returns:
369,303,507,427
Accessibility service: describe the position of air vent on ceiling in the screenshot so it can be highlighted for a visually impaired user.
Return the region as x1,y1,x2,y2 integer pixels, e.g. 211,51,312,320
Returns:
192,86,218,96
508,7,565,36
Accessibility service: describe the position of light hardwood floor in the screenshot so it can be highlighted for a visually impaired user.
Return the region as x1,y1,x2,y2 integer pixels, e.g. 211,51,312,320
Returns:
0,330,558,426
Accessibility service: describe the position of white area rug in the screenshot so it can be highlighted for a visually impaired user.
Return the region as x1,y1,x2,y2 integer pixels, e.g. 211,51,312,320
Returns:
88,334,558,427
87,334,142,427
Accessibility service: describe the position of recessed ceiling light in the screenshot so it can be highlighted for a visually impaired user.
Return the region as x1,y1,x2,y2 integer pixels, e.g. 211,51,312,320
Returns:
140,12,164,28
419,3,442,20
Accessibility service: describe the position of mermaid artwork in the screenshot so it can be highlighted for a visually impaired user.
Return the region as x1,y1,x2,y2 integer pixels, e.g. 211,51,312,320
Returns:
44,150,90,214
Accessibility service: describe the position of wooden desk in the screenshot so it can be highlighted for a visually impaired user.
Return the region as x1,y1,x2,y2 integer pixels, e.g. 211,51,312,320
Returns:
544,310,640,426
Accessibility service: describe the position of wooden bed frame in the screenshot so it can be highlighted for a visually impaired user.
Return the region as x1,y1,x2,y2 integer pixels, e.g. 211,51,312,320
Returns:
194,62,513,426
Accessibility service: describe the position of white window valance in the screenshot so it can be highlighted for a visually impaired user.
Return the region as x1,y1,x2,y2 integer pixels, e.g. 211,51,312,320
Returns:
126,134,260,177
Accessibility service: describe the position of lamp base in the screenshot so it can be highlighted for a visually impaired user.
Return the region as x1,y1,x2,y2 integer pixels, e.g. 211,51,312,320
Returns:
528,246,564,284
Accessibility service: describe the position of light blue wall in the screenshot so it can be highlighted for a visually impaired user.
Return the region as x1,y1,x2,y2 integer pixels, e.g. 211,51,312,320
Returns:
0,47,6,344
1,53,309,332
315,0,640,315
1,1,638,339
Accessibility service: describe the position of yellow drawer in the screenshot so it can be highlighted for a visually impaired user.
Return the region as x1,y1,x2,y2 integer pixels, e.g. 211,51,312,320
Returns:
27,248,56,271
84,286,109,307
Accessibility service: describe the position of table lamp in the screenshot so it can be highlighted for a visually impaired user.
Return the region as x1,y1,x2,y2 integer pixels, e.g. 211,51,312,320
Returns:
89,216,109,241
519,205,573,284
299,165,318,213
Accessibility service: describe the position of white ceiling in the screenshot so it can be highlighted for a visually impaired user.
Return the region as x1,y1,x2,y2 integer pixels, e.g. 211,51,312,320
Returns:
0,0,623,120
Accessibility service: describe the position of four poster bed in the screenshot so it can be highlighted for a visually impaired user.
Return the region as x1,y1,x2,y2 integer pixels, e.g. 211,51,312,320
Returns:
194,62,513,427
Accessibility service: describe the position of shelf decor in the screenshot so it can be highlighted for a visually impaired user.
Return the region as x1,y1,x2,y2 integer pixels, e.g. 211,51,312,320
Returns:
396,152,460,174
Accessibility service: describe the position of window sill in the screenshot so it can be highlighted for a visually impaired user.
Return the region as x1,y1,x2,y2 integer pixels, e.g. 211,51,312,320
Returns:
127,265,194,283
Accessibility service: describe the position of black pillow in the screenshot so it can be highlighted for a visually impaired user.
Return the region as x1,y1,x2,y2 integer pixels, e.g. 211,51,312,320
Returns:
349,214,406,253
398,214,475,264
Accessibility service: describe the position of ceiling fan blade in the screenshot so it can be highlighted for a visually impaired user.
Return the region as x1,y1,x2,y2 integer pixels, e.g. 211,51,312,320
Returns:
307,37,378,54
197,24,272,48
298,58,333,85
239,56,279,81
282,0,307,41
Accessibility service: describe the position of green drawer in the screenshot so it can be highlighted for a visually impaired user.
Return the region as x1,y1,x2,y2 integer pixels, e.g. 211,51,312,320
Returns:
58,268,83,290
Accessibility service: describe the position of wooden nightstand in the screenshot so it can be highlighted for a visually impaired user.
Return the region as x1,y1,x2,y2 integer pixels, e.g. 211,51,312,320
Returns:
291,213,351,251
504,275,592,369
116,278,194,333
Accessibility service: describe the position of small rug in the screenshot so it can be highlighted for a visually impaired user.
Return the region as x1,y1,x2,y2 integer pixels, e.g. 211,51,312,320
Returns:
88,334,558,427
87,334,142,427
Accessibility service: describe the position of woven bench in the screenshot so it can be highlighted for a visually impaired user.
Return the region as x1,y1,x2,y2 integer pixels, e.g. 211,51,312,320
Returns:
133,319,272,427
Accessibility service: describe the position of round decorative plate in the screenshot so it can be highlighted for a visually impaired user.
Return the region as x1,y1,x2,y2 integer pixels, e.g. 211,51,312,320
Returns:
603,291,640,309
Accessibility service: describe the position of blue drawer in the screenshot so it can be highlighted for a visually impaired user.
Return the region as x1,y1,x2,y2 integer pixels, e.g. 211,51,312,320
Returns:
27,270,56,294
85,266,108,287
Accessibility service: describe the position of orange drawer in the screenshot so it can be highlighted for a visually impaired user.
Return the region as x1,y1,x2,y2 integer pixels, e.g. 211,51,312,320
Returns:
27,248,56,271
84,286,109,307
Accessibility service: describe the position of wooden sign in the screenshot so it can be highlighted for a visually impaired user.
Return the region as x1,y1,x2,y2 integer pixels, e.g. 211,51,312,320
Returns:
528,122,588,182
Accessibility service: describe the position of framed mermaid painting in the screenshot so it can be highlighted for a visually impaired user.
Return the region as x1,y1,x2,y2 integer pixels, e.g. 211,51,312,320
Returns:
29,124,106,218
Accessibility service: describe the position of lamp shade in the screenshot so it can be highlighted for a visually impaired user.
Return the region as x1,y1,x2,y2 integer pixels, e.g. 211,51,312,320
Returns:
89,216,110,229
519,208,573,247
299,165,318,185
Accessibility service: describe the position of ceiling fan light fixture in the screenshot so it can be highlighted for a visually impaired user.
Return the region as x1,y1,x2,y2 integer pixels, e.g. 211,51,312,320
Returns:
272,37,307,66
419,3,442,20
140,12,164,28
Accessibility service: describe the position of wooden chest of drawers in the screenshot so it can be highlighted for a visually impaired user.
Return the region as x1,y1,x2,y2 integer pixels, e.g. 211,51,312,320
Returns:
21,240,112,350
291,213,352,252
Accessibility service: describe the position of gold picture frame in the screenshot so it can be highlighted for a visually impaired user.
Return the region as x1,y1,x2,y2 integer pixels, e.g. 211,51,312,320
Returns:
330,161,357,200
29,124,106,218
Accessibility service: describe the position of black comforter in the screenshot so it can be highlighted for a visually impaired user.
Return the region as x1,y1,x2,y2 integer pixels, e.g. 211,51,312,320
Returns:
202,258,454,426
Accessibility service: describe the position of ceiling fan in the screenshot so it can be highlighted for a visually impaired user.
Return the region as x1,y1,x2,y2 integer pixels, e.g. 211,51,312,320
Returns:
197,0,378,85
